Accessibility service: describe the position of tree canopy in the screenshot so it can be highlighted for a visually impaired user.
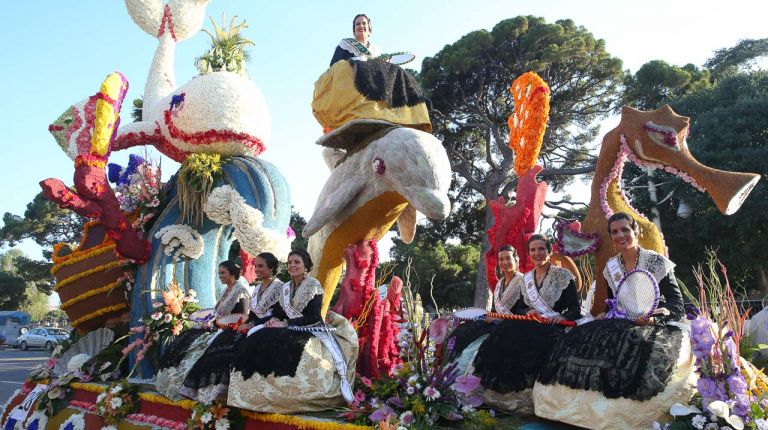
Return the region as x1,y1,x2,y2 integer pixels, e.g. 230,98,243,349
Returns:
417,16,625,304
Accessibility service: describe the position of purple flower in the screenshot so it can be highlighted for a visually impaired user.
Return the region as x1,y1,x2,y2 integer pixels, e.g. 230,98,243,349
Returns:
423,386,441,401
387,396,403,408
453,375,481,394
463,393,484,408
685,304,701,320
353,390,366,403
732,393,751,417
697,377,728,408
691,317,715,360
368,405,395,423
446,336,456,354
723,339,740,371
399,411,414,425
726,374,748,395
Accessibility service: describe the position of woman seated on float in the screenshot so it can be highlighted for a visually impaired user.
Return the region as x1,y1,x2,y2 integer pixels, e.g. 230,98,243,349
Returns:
175,253,284,403
449,235,581,414
446,245,526,362
533,212,693,430
313,13,430,134
228,249,357,413
155,260,251,400
330,14,380,66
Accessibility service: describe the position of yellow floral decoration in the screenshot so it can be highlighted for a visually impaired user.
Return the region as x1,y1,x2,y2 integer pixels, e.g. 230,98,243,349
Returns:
507,71,550,176
91,73,127,157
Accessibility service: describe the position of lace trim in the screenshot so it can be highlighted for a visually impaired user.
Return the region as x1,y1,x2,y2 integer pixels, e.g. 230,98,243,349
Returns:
251,279,284,318
339,38,381,58
603,248,676,292
523,266,574,309
494,273,524,314
286,276,324,315
215,284,251,317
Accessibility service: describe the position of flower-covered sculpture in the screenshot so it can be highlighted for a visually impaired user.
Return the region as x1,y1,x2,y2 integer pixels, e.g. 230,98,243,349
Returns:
556,105,761,315
303,120,452,315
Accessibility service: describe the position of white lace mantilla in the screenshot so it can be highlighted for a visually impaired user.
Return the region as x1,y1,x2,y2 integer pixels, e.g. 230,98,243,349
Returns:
215,283,251,318
523,266,575,309
338,38,382,59
281,276,324,319
251,278,284,318
493,272,524,314
603,248,676,293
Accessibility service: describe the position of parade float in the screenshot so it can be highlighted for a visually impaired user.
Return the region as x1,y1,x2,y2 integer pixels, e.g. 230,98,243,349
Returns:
3,1,768,430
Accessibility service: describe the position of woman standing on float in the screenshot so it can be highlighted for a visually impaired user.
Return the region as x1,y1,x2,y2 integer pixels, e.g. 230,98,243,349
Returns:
466,235,581,413
533,212,693,430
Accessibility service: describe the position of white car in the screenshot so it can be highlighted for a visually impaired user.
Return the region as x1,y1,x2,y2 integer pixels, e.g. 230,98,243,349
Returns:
17,327,70,351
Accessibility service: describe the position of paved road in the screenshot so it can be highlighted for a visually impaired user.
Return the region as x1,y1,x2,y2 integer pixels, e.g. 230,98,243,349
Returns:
0,347,48,403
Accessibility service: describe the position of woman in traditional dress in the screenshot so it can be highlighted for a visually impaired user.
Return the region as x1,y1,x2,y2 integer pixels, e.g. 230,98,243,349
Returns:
155,260,250,400
533,212,695,429
446,245,526,363
228,249,358,413
178,253,283,403
467,235,581,413
330,14,381,66
314,14,431,133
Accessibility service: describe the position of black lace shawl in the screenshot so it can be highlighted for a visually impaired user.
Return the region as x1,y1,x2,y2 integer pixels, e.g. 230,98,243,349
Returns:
518,279,582,321
349,60,427,108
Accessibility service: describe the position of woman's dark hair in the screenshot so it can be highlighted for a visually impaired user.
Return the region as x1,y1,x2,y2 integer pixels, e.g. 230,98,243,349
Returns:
219,260,241,279
352,14,371,34
607,211,640,234
288,249,313,272
498,245,519,261
526,234,552,254
257,252,279,276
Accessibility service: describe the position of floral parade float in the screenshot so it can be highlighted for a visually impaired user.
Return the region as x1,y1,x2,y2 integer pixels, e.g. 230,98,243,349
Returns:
4,3,768,430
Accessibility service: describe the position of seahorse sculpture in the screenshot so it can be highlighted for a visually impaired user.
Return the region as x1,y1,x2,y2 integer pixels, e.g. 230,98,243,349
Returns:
557,105,761,315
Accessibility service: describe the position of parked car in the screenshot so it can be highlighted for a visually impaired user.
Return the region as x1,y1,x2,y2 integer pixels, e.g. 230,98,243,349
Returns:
0,325,28,348
17,327,70,351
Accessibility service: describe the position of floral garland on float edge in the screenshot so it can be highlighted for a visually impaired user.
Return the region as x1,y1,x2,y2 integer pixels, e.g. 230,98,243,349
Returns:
57,413,85,430
339,280,494,429
188,400,243,430
23,410,48,430
654,254,768,430
204,184,292,259
507,71,550,177
94,380,139,425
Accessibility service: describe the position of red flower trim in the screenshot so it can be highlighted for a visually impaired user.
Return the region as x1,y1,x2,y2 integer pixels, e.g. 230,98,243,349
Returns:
114,126,189,162
164,110,265,156
157,4,177,41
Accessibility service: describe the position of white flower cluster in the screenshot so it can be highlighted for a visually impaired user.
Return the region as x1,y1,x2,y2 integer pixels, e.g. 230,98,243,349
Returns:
204,185,292,259
24,411,48,430
154,224,204,261
159,73,271,157
58,413,85,430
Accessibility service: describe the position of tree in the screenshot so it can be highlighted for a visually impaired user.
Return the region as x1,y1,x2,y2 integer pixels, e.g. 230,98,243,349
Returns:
1,192,84,294
704,38,768,81
0,271,26,310
384,226,480,310
1,192,85,259
622,60,710,110
419,16,624,305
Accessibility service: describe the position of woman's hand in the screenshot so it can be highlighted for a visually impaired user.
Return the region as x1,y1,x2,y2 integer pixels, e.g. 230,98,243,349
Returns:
547,315,565,325
635,316,656,326
238,323,253,331
265,318,287,328
595,312,606,320
526,309,541,317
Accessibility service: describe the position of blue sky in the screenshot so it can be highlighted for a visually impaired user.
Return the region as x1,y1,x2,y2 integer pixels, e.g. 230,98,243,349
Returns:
1,0,766,270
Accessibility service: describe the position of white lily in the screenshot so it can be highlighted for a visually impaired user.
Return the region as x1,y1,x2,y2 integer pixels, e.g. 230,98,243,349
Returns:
669,403,702,416
706,401,744,430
